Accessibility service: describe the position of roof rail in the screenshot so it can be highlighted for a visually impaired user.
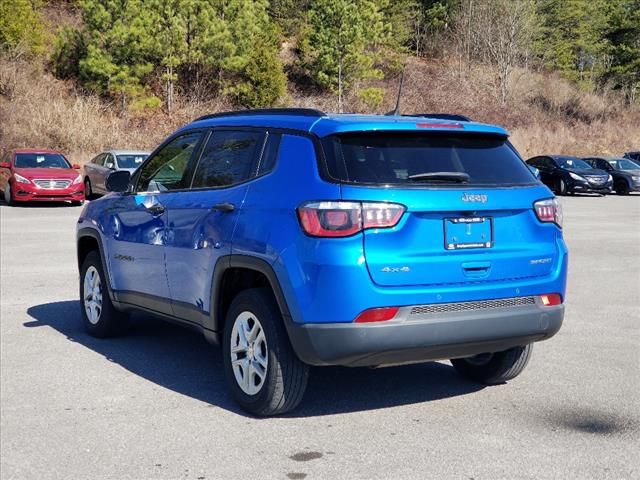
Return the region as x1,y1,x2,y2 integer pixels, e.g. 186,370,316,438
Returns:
194,108,327,122
406,113,472,122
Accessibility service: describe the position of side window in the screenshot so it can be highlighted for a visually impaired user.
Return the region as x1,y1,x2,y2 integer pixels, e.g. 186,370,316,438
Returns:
104,154,115,169
191,130,265,189
92,154,105,166
137,132,202,192
257,133,281,176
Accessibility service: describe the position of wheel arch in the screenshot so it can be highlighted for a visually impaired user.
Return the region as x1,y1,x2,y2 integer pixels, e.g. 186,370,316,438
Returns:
210,255,292,335
77,227,116,302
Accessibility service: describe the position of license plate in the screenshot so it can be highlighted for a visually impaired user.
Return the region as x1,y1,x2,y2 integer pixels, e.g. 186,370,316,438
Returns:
444,217,493,250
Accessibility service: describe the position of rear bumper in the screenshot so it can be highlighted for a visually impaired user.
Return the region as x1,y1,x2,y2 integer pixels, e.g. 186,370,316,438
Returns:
287,303,564,367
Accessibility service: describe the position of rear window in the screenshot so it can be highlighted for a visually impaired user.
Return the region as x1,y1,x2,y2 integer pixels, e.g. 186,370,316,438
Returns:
322,133,536,187
14,153,70,169
117,154,148,169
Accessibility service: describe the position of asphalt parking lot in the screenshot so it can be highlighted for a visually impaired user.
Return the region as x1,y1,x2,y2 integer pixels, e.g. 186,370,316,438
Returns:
1,195,639,480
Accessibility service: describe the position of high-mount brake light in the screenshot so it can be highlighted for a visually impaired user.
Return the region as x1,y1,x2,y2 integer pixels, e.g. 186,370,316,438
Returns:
540,294,562,306
416,123,464,129
297,201,405,238
534,198,563,228
354,307,400,323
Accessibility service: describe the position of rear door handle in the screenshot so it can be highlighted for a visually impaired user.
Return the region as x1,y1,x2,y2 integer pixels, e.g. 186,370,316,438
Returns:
211,202,235,213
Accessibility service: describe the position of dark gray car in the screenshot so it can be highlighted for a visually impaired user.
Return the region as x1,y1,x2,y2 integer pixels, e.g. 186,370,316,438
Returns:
84,150,149,197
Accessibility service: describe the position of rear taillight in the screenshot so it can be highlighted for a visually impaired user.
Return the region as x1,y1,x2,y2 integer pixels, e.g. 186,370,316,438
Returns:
540,294,562,306
534,198,562,228
354,307,400,323
297,201,405,238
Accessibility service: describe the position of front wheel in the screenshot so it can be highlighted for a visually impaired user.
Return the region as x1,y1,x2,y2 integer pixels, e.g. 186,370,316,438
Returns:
451,344,533,385
3,182,13,205
615,181,630,195
555,178,567,196
80,250,128,337
84,178,92,199
222,288,309,416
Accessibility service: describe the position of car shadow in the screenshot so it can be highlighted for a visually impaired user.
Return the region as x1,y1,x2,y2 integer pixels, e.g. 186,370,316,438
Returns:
25,300,485,417
0,201,79,208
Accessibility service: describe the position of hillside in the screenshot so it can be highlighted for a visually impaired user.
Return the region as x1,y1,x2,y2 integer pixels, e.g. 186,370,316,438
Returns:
0,0,638,163
1,57,638,164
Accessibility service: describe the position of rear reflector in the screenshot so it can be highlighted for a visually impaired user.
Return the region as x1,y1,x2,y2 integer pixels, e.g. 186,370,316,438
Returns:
540,294,562,306
354,307,399,323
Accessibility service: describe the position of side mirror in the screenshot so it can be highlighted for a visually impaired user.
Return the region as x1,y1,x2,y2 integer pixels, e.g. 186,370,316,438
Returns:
106,170,131,193
72,164,81,170
0,162,10,169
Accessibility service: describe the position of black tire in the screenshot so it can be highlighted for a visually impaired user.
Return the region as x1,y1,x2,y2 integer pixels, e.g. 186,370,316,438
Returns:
222,288,309,416
615,180,630,195
451,344,533,385
3,182,13,206
72,200,84,206
555,178,567,196
84,178,92,199
79,250,128,337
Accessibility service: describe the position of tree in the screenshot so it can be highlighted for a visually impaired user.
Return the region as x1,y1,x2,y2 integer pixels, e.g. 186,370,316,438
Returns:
149,0,187,113
453,0,537,104
0,0,45,59
601,0,640,103
300,0,390,111
78,0,158,111
221,0,286,107
534,0,611,86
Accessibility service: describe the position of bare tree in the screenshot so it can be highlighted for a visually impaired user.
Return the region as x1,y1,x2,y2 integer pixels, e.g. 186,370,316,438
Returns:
454,0,537,104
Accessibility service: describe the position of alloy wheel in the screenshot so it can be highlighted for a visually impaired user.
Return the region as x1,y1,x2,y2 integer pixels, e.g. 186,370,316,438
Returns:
83,266,103,325
230,311,268,395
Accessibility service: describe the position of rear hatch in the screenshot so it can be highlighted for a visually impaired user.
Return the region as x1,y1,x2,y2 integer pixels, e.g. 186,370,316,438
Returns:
322,131,560,288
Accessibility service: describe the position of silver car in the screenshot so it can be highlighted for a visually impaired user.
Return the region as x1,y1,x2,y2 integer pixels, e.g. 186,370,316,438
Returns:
83,150,149,197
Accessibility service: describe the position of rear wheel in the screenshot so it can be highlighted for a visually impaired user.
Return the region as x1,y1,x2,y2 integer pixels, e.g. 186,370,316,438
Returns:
615,180,630,195
451,344,533,384
80,250,128,337
222,288,309,416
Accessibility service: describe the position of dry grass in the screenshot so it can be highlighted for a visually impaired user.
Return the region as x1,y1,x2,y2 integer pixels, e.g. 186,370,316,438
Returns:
1,57,638,164
0,60,231,163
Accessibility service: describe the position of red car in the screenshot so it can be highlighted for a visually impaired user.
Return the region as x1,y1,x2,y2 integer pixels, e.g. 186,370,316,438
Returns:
0,149,85,206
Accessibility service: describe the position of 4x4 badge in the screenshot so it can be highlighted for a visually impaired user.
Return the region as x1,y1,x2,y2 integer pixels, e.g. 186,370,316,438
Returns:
461,193,487,203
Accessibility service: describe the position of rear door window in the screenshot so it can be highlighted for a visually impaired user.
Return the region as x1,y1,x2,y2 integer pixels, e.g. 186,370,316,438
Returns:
322,132,536,187
191,130,264,189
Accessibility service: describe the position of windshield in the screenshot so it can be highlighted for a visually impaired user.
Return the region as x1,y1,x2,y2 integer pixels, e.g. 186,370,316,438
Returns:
117,154,148,169
321,132,536,187
609,159,640,171
14,153,70,169
556,158,591,169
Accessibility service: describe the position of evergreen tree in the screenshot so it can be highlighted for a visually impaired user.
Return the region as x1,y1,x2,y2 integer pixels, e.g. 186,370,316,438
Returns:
0,0,45,58
601,0,640,103
78,0,157,110
534,0,611,85
300,0,390,111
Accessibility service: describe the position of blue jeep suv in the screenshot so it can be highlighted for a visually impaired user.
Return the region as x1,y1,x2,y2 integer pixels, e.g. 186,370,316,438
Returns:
76,109,567,415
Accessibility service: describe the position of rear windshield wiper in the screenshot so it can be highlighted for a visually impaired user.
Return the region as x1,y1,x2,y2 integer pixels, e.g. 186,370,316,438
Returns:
408,172,470,183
